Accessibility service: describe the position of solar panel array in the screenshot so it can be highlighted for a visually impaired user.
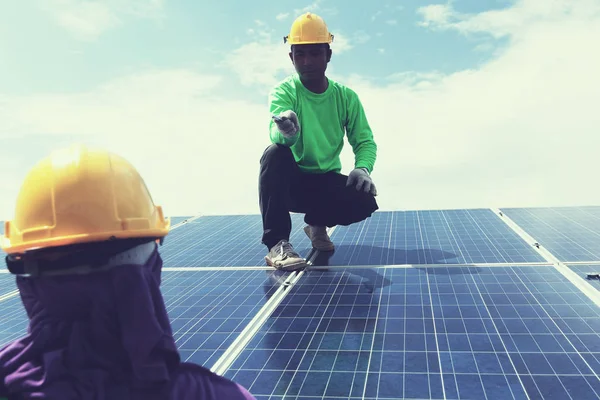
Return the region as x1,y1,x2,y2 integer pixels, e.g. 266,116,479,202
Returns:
1,206,600,400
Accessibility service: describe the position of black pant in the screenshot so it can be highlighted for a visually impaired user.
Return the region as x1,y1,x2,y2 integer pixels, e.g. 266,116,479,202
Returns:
259,143,379,249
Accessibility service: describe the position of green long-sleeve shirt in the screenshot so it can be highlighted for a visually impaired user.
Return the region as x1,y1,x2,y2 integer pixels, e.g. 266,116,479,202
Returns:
268,74,377,174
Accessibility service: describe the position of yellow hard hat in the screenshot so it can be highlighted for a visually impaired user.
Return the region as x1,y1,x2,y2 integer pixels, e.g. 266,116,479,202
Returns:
284,12,334,45
1,144,170,255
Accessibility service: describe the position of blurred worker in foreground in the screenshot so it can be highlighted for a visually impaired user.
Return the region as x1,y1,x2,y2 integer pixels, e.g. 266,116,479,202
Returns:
260,12,379,271
0,145,255,400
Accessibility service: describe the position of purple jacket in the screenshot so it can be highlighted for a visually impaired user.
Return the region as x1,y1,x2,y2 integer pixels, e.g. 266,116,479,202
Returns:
0,242,255,400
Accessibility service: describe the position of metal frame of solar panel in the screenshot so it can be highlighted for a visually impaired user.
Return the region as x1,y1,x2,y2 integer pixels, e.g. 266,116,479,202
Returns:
1,206,600,400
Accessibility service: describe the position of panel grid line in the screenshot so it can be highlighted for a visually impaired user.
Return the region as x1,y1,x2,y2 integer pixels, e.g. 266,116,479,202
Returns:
439,212,500,400
505,267,599,399
167,271,251,353
326,210,546,267
369,268,387,399
280,272,349,398
465,270,531,400
319,272,370,397
361,215,387,399
419,208,447,399
508,268,600,386
0,296,28,348
494,208,600,308
162,269,284,368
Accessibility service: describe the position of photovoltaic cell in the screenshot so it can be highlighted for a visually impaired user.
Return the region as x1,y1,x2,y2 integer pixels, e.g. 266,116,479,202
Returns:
224,266,600,400
160,214,313,267
501,207,600,262
327,210,545,266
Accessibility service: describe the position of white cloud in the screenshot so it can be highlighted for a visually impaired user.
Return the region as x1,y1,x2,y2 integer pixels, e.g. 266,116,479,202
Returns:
1,0,599,221
417,0,600,38
0,69,271,220
417,4,454,29
38,0,165,39
330,32,353,53
276,13,289,21
332,0,600,211
224,40,295,90
293,1,320,16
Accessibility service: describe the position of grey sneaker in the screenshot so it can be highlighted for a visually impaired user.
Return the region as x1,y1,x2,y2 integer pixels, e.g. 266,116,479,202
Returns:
265,240,307,271
304,225,335,251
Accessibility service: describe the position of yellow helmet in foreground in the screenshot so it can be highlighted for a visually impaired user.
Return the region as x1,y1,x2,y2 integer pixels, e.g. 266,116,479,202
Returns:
1,144,170,255
284,12,334,45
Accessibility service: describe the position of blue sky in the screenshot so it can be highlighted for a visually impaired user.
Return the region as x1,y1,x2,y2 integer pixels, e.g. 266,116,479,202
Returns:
0,0,599,220
2,0,509,95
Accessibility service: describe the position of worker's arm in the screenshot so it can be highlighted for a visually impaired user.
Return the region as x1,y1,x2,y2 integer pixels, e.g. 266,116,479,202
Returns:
268,85,299,147
345,89,377,173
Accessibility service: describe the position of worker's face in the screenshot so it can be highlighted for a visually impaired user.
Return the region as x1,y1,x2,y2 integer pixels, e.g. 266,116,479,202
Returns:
289,44,331,81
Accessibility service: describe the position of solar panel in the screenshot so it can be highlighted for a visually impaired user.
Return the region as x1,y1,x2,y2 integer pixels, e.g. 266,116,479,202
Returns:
327,210,546,266
500,207,600,262
160,214,313,267
2,206,600,400
163,269,284,367
223,266,600,399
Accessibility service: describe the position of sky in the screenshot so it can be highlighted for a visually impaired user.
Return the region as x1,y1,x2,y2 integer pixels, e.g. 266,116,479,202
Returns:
0,0,599,221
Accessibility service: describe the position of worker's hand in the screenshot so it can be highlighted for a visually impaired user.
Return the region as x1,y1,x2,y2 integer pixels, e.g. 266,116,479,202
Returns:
273,110,300,138
347,168,377,196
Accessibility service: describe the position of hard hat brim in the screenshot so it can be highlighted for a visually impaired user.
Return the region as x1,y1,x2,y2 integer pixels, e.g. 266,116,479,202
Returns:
0,224,170,255
284,34,334,45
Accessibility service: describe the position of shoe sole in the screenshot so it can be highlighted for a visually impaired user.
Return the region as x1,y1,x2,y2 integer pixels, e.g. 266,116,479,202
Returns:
264,256,307,271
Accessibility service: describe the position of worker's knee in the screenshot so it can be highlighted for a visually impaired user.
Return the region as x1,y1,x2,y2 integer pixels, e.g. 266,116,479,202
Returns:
338,184,379,225
312,185,378,227
259,144,298,182
354,191,379,221
260,143,293,165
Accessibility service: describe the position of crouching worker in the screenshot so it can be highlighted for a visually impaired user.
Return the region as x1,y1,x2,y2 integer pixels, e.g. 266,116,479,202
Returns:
0,145,255,400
